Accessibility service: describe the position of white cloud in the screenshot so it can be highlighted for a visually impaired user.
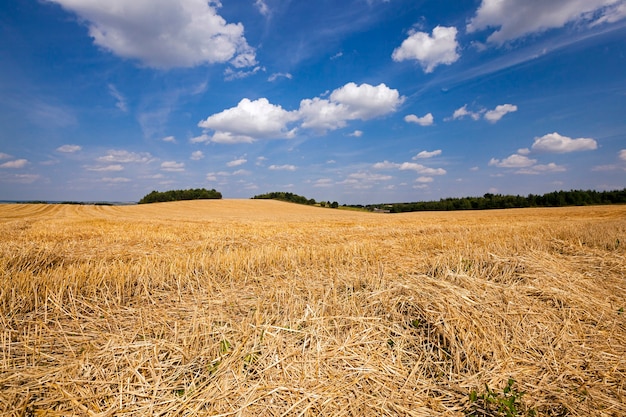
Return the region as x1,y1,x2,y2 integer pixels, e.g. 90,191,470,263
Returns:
413,150,442,159
227,158,247,167
268,72,292,82
484,104,517,123
348,130,363,137
47,0,256,69
198,98,298,143
405,113,434,126
298,98,349,131
190,134,212,144
108,84,127,112
531,132,598,153
399,163,446,175
0,159,28,169
232,169,251,176
269,164,297,171
489,154,537,168
57,144,82,153
373,160,446,175
299,82,404,131
224,66,263,81
346,172,393,181
372,161,398,170
0,173,40,184
190,151,204,161
591,2,626,26
97,150,154,163
101,177,131,183
254,0,270,16
0,153,11,159
313,178,334,188
392,26,460,73
86,164,124,172
516,163,567,175
620,149,626,161
160,161,185,172
467,0,625,45
197,82,404,142
416,176,434,183
162,136,177,143
449,105,482,121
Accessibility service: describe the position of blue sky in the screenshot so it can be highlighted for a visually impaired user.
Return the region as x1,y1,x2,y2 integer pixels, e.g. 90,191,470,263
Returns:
1,0,625,204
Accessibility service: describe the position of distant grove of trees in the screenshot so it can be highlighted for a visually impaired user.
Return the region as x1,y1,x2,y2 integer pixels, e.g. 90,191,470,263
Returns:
252,192,317,205
138,188,222,204
362,188,626,213
252,192,341,208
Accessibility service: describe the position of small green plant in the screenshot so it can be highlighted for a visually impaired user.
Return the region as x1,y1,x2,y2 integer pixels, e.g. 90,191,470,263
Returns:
466,378,535,417
220,339,232,354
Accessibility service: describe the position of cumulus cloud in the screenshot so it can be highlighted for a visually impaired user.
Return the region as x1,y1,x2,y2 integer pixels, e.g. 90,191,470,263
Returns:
57,144,82,153
0,159,28,169
162,136,177,143
413,150,442,159
392,26,460,73
97,150,154,163
198,98,298,143
197,82,404,142
227,158,247,167
268,164,297,171
416,176,434,183
484,104,517,123
47,0,256,69
373,160,446,175
161,161,185,172
620,149,626,161
299,82,404,131
531,132,598,153
405,113,434,126
190,151,204,161
0,153,11,159
348,130,363,137
489,154,537,168
467,0,625,45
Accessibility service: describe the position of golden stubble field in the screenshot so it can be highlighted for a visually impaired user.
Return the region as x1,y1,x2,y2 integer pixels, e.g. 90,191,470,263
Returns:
1,200,624,416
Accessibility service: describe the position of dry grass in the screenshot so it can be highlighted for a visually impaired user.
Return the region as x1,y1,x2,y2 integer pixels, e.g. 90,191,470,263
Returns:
1,200,624,416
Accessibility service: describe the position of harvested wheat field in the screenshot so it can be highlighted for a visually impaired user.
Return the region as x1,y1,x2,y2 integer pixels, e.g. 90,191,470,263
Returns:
1,200,625,416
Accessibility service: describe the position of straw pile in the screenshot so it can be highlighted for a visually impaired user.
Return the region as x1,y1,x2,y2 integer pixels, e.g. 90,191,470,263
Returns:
1,201,624,416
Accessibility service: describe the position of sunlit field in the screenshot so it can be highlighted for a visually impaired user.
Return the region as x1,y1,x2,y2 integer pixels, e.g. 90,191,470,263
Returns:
1,201,624,416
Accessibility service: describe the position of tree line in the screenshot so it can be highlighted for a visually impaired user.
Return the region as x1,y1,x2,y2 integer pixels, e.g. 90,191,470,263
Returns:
363,188,626,213
252,192,341,208
138,188,222,204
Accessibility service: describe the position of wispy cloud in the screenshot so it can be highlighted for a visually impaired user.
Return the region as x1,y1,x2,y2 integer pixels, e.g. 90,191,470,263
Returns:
108,84,128,112
57,144,82,153
0,159,28,169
